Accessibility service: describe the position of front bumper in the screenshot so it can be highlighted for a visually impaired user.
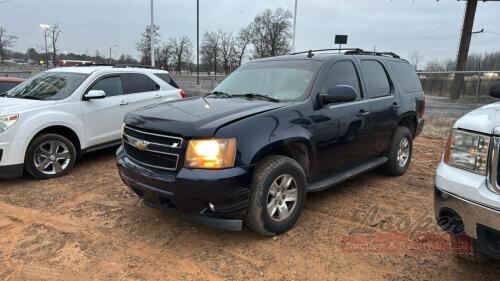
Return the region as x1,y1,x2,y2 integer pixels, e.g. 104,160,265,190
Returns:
116,146,252,231
435,160,500,259
0,138,27,179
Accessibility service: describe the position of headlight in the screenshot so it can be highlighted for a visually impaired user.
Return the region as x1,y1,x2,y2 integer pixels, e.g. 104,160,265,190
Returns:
185,138,236,169
0,114,19,135
444,130,490,175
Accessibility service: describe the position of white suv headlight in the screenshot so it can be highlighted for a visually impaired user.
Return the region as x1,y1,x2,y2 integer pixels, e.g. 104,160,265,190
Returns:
444,129,491,175
0,114,19,135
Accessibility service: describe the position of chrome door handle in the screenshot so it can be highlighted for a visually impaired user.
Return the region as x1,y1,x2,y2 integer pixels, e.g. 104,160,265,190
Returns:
154,94,161,98
356,110,370,117
119,101,129,106
392,103,401,110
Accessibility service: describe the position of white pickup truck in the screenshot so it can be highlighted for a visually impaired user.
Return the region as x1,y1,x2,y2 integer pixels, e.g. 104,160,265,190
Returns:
435,82,500,263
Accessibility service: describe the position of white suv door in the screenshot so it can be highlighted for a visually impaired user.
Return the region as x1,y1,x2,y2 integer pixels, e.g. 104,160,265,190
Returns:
122,73,170,110
81,75,130,147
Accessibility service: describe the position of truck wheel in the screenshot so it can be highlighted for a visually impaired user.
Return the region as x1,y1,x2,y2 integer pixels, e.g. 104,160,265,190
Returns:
383,126,413,176
245,155,306,236
25,134,77,180
450,236,491,263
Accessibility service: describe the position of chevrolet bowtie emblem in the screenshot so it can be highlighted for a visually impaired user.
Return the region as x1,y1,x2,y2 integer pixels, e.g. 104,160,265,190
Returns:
134,140,149,151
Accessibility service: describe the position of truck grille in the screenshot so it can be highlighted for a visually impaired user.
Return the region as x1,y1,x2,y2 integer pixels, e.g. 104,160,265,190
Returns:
488,136,500,194
122,125,183,171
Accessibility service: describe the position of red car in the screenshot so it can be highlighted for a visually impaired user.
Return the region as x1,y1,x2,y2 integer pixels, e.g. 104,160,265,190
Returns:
0,77,24,93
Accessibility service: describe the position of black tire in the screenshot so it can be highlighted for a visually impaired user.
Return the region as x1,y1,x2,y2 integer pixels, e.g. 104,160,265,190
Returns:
383,126,413,176
25,134,77,179
450,236,491,263
245,155,307,236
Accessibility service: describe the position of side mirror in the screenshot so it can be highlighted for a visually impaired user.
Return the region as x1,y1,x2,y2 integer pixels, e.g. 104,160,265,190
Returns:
489,83,500,99
319,85,357,105
84,90,106,100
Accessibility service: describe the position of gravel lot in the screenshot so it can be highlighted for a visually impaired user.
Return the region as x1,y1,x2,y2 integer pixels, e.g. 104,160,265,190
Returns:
1,136,499,280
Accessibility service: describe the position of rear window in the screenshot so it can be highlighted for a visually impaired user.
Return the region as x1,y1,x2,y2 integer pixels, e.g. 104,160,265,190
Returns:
122,73,159,94
154,73,179,88
386,61,422,93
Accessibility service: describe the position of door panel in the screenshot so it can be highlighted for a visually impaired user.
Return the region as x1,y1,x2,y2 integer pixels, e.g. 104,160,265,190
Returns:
122,73,163,110
81,76,129,146
310,60,374,178
311,100,372,178
356,59,399,153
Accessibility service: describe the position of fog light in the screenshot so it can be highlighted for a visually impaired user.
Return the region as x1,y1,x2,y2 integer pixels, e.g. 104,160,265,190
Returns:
208,202,215,211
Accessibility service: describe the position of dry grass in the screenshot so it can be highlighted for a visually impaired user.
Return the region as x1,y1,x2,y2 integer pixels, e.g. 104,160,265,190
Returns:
421,117,457,140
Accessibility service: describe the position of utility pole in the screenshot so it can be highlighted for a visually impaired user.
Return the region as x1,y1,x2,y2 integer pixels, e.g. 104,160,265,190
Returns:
197,0,200,85
292,0,298,53
109,44,118,64
451,0,477,99
150,0,155,67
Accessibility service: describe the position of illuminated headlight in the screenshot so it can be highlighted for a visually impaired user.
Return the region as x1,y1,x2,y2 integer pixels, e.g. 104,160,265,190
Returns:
444,130,490,175
185,138,236,169
0,114,19,135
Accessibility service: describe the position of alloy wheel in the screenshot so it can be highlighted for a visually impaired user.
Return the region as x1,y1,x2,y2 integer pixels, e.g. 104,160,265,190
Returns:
266,174,298,222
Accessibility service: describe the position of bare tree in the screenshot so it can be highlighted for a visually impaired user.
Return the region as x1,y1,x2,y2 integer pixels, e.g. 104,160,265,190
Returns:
219,31,236,74
201,31,221,75
158,42,174,70
136,24,160,65
408,51,424,71
0,27,17,64
170,36,193,73
250,8,292,58
48,23,62,67
234,26,252,67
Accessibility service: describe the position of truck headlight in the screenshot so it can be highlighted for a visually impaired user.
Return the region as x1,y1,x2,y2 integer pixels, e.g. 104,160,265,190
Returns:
0,114,19,135
444,130,490,175
185,138,237,169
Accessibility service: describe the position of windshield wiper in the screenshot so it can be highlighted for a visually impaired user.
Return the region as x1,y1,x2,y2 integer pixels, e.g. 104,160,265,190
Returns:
233,93,281,102
204,91,233,98
20,95,44,100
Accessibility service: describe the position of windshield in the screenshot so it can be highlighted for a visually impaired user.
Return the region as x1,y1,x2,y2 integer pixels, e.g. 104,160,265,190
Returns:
5,72,89,100
212,60,321,101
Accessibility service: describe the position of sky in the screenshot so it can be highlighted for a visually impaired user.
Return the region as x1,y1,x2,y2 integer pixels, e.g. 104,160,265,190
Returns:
0,0,499,63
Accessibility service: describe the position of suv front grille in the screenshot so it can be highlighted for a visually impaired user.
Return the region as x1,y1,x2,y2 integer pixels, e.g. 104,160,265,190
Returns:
122,125,183,171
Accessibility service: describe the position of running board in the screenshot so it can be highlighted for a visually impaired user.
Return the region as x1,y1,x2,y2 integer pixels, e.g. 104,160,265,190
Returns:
306,157,388,192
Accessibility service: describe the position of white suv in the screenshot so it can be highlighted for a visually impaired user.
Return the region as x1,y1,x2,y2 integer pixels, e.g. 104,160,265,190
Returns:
0,66,185,179
435,82,500,262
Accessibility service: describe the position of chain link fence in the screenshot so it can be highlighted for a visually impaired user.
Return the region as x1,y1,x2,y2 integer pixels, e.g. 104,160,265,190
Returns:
418,71,500,117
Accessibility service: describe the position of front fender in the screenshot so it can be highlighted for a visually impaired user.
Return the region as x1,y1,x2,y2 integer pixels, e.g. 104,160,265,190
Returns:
215,102,314,167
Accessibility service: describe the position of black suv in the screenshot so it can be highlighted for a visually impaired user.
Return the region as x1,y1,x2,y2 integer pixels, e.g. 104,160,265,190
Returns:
116,49,425,236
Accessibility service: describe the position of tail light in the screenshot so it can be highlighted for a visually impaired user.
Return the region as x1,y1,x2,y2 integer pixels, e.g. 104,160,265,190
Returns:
180,89,187,98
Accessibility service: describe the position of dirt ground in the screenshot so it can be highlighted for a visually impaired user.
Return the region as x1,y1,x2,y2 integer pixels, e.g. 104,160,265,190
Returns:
1,136,499,281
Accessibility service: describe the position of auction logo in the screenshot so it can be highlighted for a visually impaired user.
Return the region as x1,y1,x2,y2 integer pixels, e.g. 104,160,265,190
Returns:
340,204,472,254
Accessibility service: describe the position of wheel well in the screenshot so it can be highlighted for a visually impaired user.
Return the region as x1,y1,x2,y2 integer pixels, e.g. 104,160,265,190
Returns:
398,115,417,138
32,126,82,156
260,142,312,175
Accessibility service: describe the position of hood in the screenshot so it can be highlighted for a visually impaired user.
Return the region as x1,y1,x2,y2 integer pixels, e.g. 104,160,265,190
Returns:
454,102,500,135
0,97,56,114
124,96,286,137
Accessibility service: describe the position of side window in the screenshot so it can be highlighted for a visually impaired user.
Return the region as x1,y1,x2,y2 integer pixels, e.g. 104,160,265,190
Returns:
123,73,160,94
386,61,422,93
154,73,179,88
359,60,391,98
90,76,123,97
321,60,361,99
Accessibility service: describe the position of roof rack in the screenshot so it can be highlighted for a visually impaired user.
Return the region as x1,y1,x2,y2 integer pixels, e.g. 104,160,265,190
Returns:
344,50,400,59
113,64,159,69
75,63,114,67
291,48,401,59
291,48,364,57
